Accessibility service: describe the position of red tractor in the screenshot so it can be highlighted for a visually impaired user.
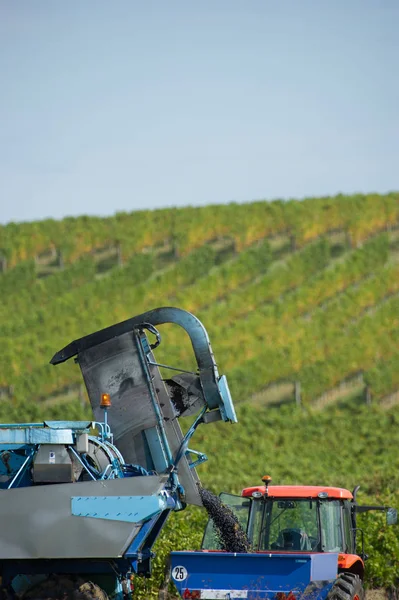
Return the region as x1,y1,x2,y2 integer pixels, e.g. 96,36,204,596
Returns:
171,476,397,600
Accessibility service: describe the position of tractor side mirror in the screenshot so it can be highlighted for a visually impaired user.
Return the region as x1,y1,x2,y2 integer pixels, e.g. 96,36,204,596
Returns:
386,508,397,526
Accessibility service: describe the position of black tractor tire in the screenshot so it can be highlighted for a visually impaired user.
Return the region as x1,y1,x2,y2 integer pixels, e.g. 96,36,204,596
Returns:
328,573,364,600
21,575,109,600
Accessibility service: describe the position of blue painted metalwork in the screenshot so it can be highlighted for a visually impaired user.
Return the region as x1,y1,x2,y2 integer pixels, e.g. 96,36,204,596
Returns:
0,446,33,489
135,330,174,468
93,421,112,443
185,448,208,469
68,445,97,481
102,409,110,440
71,493,173,523
43,421,93,430
87,435,121,467
0,443,26,450
173,406,207,468
218,374,237,423
0,423,43,429
0,428,74,444
170,551,338,600
99,459,121,480
144,427,169,473
105,440,124,464
124,514,160,557
125,507,172,576
7,449,36,489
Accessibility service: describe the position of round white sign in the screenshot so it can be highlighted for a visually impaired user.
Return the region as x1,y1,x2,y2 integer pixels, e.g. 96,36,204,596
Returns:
172,565,188,581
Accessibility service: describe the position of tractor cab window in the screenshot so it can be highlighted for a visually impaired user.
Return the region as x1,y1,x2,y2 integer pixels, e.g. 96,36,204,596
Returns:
342,501,355,553
202,493,250,550
201,495,347,554
259,499,320,551
319,500,344,552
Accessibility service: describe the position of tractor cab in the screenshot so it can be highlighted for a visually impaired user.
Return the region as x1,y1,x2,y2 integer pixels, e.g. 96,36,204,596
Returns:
202,485,355,553
202,477,397,575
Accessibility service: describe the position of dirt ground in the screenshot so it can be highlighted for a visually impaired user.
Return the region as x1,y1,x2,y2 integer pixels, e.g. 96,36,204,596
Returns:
366,591,388,600
366,590,398,600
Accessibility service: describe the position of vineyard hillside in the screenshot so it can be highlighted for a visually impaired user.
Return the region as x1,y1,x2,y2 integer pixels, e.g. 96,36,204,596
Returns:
1,193,399,596
1,192,399,418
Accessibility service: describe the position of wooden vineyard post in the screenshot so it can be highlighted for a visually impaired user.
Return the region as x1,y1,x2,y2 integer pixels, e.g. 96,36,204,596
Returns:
295,381,301,407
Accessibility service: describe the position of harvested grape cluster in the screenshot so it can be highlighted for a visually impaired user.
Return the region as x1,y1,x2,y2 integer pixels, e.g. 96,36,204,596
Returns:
199,487,251,553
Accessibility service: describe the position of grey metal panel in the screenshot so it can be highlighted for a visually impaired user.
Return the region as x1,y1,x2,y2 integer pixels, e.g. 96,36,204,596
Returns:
78,331,158,467
0,475,167,560
0,428,74,445
33,445,73,484
75,331,196,501
78,331,202,505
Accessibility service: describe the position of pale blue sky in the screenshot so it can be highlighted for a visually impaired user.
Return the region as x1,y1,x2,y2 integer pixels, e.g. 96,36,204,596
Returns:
1,0,398,225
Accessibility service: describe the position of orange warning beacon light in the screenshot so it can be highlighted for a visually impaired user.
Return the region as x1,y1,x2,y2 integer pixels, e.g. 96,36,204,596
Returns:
100,393,112,438
262,474,272,496
100,393,112,408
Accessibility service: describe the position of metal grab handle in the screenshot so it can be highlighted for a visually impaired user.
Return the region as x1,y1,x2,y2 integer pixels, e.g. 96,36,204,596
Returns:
139,322,162,350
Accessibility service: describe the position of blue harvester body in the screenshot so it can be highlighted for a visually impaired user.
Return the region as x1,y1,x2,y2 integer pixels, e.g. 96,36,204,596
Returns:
0,307,237,599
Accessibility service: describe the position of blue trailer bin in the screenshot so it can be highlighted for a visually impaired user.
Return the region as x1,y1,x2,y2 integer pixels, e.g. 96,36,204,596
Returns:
171,550,338,600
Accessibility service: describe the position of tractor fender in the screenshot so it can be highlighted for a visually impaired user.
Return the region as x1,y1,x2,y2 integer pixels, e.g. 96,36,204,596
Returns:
338,554,365,578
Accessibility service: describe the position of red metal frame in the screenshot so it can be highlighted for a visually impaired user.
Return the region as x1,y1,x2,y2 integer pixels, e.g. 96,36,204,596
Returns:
241,485,353,499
